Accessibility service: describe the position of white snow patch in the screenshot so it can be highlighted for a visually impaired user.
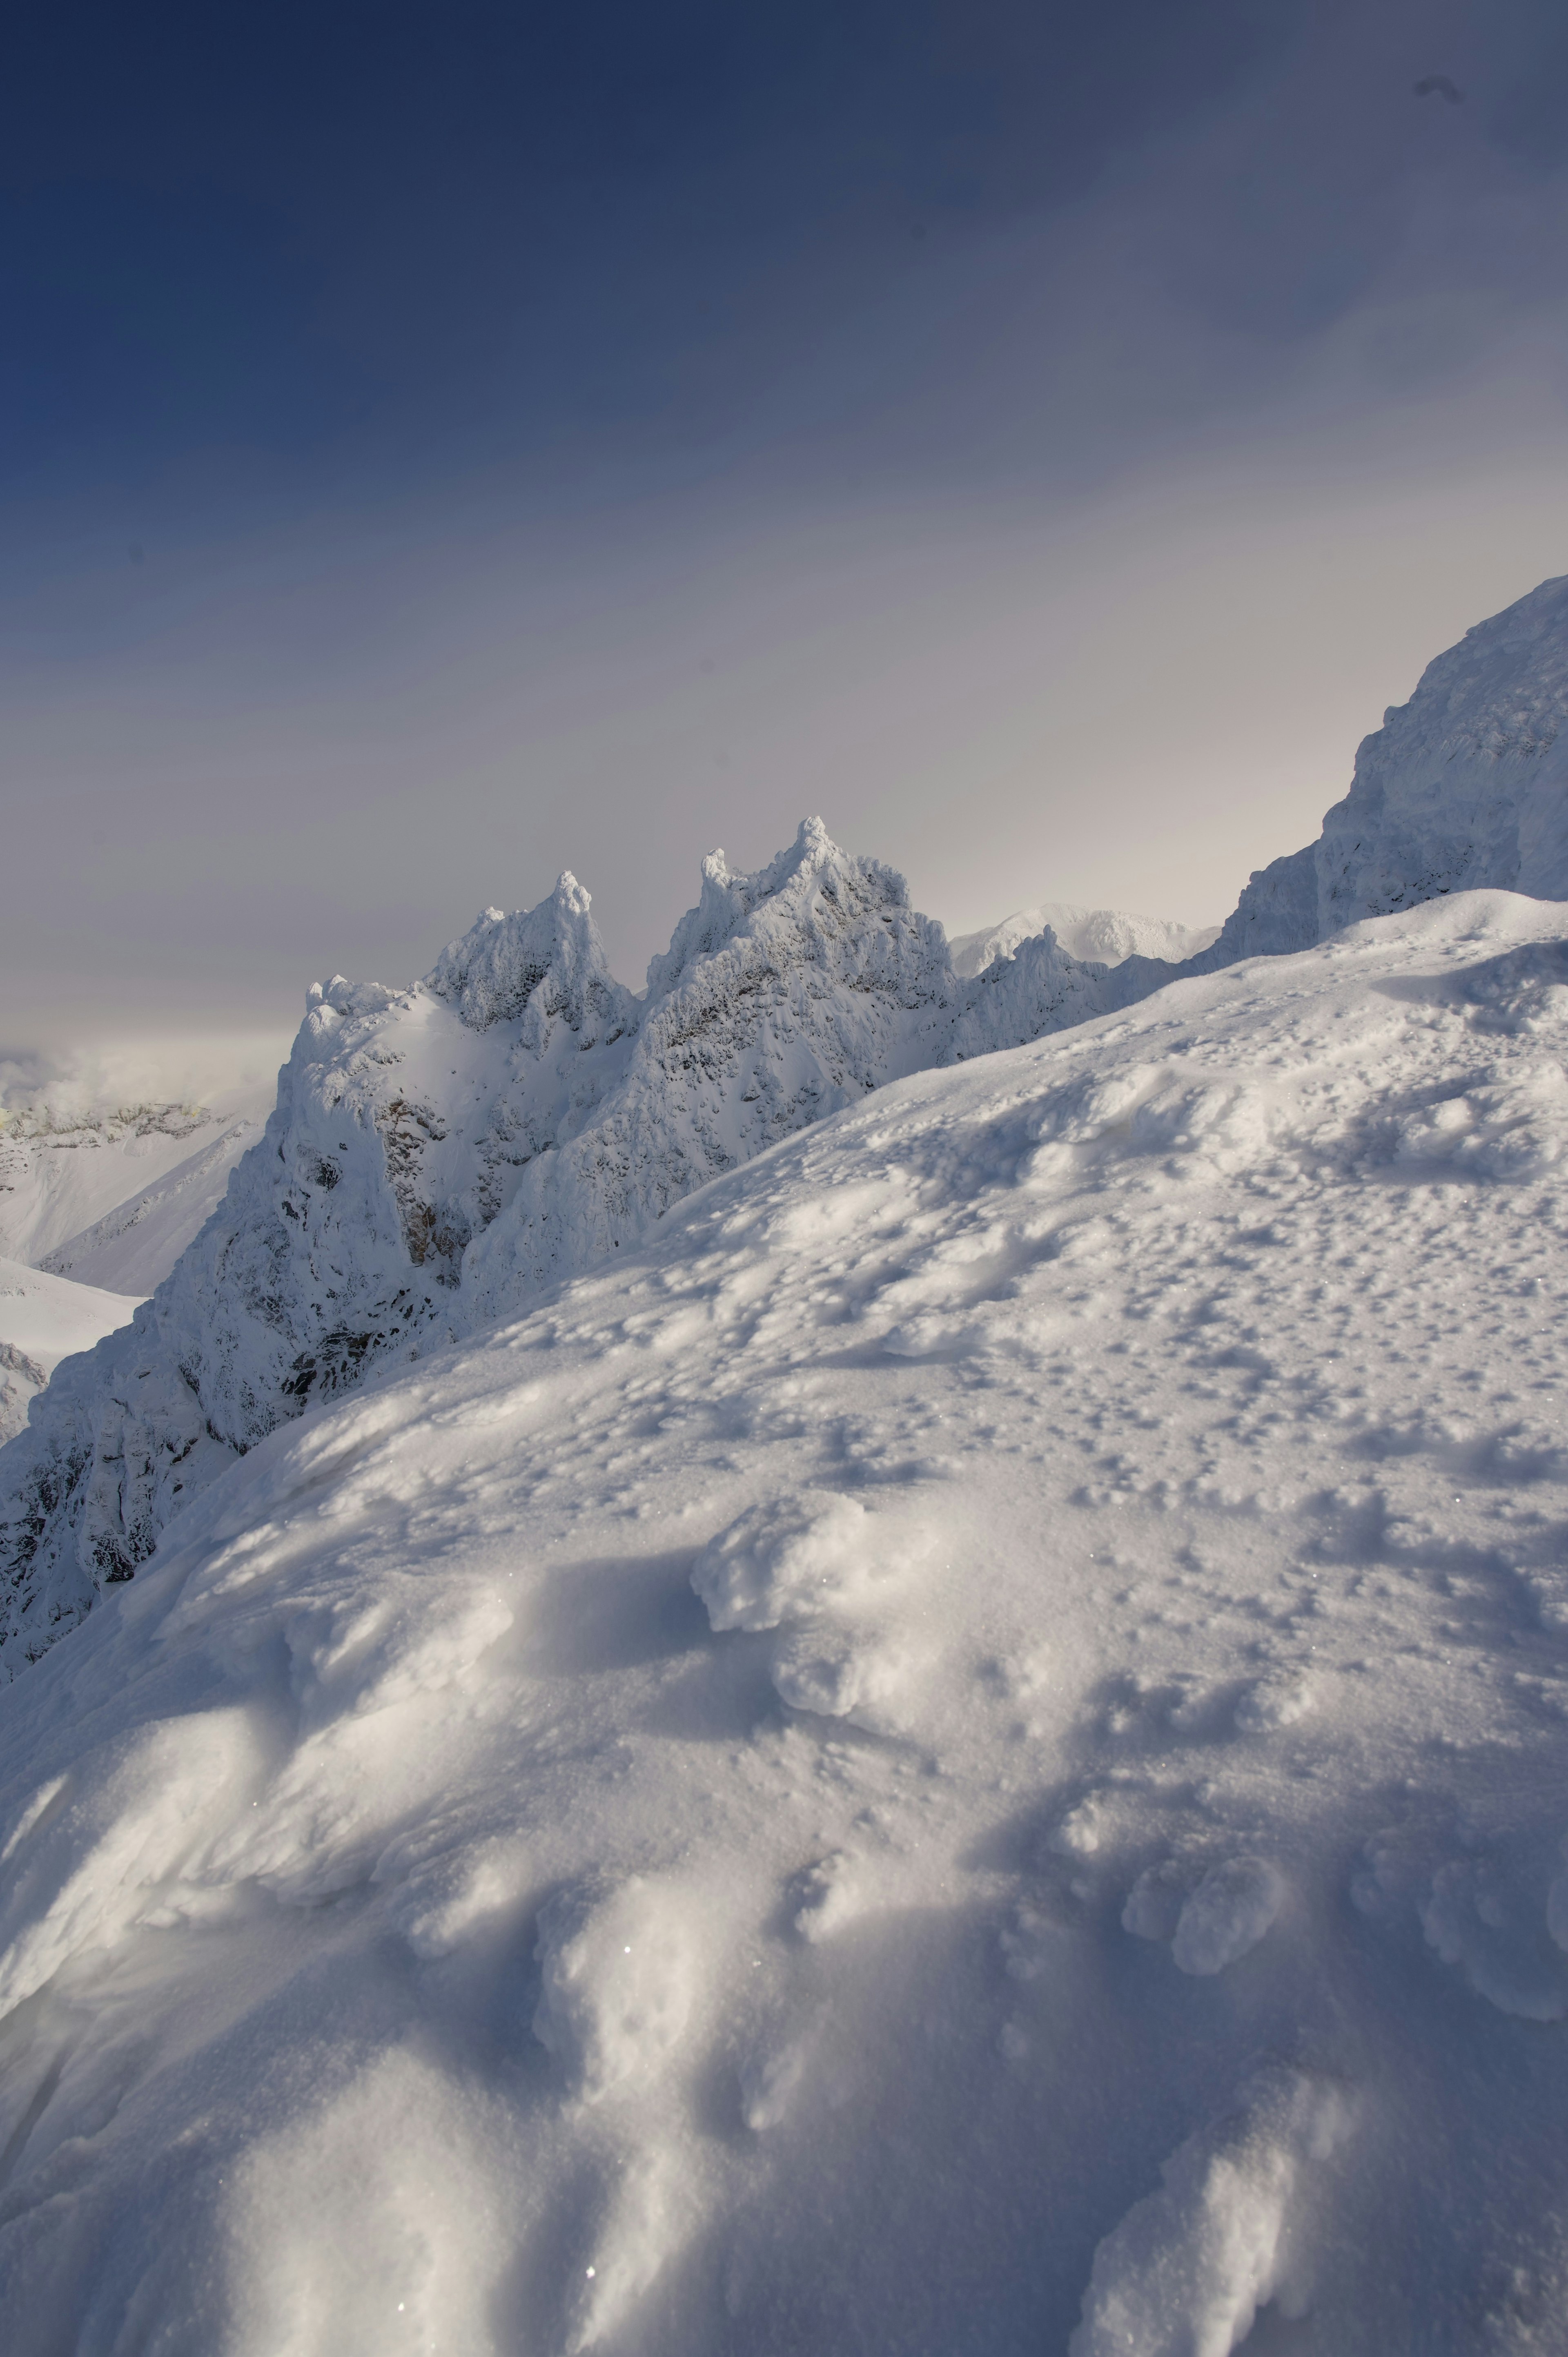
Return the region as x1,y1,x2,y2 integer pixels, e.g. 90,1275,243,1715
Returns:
1070,2072,1356,2357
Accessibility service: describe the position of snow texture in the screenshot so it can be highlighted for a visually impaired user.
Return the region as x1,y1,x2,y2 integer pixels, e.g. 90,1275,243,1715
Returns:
0,887,1566,2348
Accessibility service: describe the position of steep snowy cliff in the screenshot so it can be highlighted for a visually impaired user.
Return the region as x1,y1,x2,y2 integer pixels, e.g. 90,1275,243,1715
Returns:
1181,571,1568,970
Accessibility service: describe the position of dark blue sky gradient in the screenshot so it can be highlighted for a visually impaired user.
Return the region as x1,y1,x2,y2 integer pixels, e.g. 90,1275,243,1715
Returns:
3,2,1291,490
4,1,1568,1037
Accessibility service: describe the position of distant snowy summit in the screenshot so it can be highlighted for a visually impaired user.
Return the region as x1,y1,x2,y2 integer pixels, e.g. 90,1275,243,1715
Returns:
949,903,1219,977
4,572,1568,1672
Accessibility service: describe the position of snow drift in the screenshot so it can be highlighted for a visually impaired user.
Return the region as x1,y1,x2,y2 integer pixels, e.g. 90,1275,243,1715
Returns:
0,889,1566,2350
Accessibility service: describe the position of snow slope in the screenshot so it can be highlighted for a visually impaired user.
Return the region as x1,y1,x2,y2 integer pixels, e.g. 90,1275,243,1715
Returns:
0,1090,274,1289
0,823,1104,1661
949,902,1221,977
0,890,1565,2351
0,1260,143,1446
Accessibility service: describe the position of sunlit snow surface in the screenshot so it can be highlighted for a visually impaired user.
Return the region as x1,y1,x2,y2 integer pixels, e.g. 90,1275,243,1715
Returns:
2,892,1567,2353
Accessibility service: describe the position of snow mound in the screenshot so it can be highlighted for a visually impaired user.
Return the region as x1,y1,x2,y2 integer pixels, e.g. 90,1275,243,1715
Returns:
950,902,1220,977
1070,2071,1356,2357
0,892,1566,2346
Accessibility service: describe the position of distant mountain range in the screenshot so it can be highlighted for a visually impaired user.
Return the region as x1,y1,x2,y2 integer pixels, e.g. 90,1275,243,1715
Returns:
949,904,1220,976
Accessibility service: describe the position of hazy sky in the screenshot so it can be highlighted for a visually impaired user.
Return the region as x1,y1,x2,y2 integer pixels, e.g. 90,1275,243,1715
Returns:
5,0,1568,1043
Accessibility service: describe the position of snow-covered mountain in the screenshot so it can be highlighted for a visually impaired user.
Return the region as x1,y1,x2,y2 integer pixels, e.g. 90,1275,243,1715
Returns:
8,560,1568,1679
949,901,1220,977
0,821,1108,1670
1175,569,1568,970
0,885,1565,2351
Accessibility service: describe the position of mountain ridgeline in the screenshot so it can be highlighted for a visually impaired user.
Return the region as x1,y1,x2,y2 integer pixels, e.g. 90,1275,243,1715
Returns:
0,821,1110,1669
4,571,1568,1675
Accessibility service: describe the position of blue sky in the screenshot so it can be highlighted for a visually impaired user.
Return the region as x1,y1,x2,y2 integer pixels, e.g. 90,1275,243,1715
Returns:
5,0,1568,1037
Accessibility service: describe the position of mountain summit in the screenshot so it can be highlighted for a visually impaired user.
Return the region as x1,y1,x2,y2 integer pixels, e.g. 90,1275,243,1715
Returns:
1180,570,1568,969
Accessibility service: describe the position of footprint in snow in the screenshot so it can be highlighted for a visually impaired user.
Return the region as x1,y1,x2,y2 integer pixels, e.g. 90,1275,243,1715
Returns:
790,1852,864,1943
769,1623,911,1731
1234,1671,1315,1733
1358,1827,1568,2021
691,1489,910,1632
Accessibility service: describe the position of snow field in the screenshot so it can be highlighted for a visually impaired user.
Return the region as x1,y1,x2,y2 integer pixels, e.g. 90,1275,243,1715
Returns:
0,1086,273,1286
0,1258,145,1445
0,891,1566,2348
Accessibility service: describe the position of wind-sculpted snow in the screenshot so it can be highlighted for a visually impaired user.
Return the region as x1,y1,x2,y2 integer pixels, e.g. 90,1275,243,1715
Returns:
1,892,1568,2348
0,823,1113,1668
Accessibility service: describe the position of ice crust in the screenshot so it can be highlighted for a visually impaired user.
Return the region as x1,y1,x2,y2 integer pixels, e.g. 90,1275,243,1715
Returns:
0,888,1565,2346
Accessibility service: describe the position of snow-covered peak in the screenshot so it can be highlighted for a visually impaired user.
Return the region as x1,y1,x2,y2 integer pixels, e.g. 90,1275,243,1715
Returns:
0,822,1018,1668
644,816,859,999
1192,571,1568,968
427,871,637,1044
1317,569,1568,928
